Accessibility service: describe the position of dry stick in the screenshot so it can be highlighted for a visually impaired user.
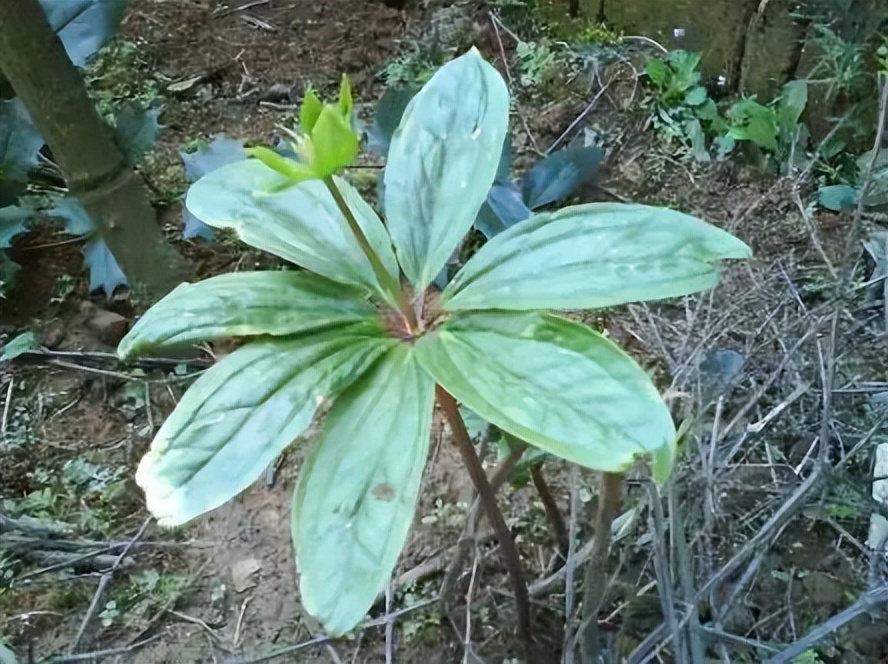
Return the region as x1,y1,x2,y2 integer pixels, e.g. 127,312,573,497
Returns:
624,466,824,664
666,482,706,664
578,472,624,664
436,387,533,651
647,482,683,663
71,517,151,652
42,634,164,663
561,467,581,664
227,599,438,664
530,464,569,559
763,584,888,664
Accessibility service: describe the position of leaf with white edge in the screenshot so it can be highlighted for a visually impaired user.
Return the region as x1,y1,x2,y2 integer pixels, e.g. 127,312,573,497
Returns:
118,271,375,358
442,203,751,312
83,238,127,297
137,323,393,527
186,159,399,296
38,0,129,66
0,100,44,183
384,48,509,290
416,311,676,480
521,145,603,210
293,343,435,636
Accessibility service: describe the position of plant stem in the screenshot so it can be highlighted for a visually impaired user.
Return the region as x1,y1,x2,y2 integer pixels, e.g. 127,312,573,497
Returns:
579,471,624,664
435,387,533,650
530,464,569,560
322,176,418,328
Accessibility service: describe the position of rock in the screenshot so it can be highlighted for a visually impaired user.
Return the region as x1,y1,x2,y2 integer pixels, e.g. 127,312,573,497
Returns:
86,309,129,346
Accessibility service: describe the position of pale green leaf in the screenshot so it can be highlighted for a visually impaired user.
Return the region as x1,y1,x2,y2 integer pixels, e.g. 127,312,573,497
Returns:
136,323,394,527
186,159,399,296
293,344,435,635
384,48,509,290
118,271,375,359
442,203,751,311
416,311,676,479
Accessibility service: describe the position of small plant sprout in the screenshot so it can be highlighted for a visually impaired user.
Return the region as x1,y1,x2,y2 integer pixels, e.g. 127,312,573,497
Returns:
118,48,751,638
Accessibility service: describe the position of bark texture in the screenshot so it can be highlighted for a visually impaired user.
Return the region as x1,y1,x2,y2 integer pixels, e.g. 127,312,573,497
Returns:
0,0,191,298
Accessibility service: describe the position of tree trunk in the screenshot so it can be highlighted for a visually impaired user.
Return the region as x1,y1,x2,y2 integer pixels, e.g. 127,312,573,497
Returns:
0,0,191,299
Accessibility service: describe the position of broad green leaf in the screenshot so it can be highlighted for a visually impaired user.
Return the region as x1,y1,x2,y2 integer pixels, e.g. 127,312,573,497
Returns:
186,159,399,296
136,323,393,527
416,311,676,480
727,99,778,152
118,271,375,359
384,48,509,290
293,343,435,635
310,106,360,177
442,203,751,311
38,0,129,67
301,90,323,133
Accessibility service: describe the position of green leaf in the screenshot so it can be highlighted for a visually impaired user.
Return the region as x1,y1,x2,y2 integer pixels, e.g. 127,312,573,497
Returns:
644,58,668,85
300,90,323,133
185,159,399,295
384,48,510,290
119,271,376,359
115,103,162,165
83,237,127,297
339,74,354,118
727,99,778,152
416,311,676,479
1,331,40,362
244,146,315,185
776,79,807,130
310,106,359,177
818,184,858,212
293,343,435,635
442,203,751,311
0,205,32,249
683,86,708,107
136,324,393,527
0,101,44,183
38,0,129,67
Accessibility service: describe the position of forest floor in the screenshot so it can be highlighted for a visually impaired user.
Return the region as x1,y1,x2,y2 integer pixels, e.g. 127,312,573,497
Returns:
1,1,887,663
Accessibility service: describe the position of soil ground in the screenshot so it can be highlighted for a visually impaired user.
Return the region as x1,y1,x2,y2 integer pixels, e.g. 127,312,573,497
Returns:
2,1,887,663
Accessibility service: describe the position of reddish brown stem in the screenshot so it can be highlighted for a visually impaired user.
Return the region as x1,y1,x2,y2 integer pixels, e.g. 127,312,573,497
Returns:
435,387,533,651
530,464,569,560
579,471,624,663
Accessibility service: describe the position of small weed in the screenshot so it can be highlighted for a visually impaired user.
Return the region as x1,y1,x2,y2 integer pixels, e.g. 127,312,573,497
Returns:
50,274,76,304
2,457,129,537
516,39,559,91
382,50,437,88
84,41,162,122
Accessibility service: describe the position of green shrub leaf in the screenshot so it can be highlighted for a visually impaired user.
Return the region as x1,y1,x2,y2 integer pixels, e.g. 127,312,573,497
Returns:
186,159,399,295
293,343,435,635
384,47,509,290
118,271,375,359
441,203,751,311
416,311,676,480
136,324,393,527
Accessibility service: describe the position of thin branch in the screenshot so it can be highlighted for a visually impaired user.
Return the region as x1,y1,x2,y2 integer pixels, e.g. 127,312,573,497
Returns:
530,464,569,559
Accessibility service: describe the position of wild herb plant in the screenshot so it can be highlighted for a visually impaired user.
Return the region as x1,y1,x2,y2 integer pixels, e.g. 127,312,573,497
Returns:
118,48,750,637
